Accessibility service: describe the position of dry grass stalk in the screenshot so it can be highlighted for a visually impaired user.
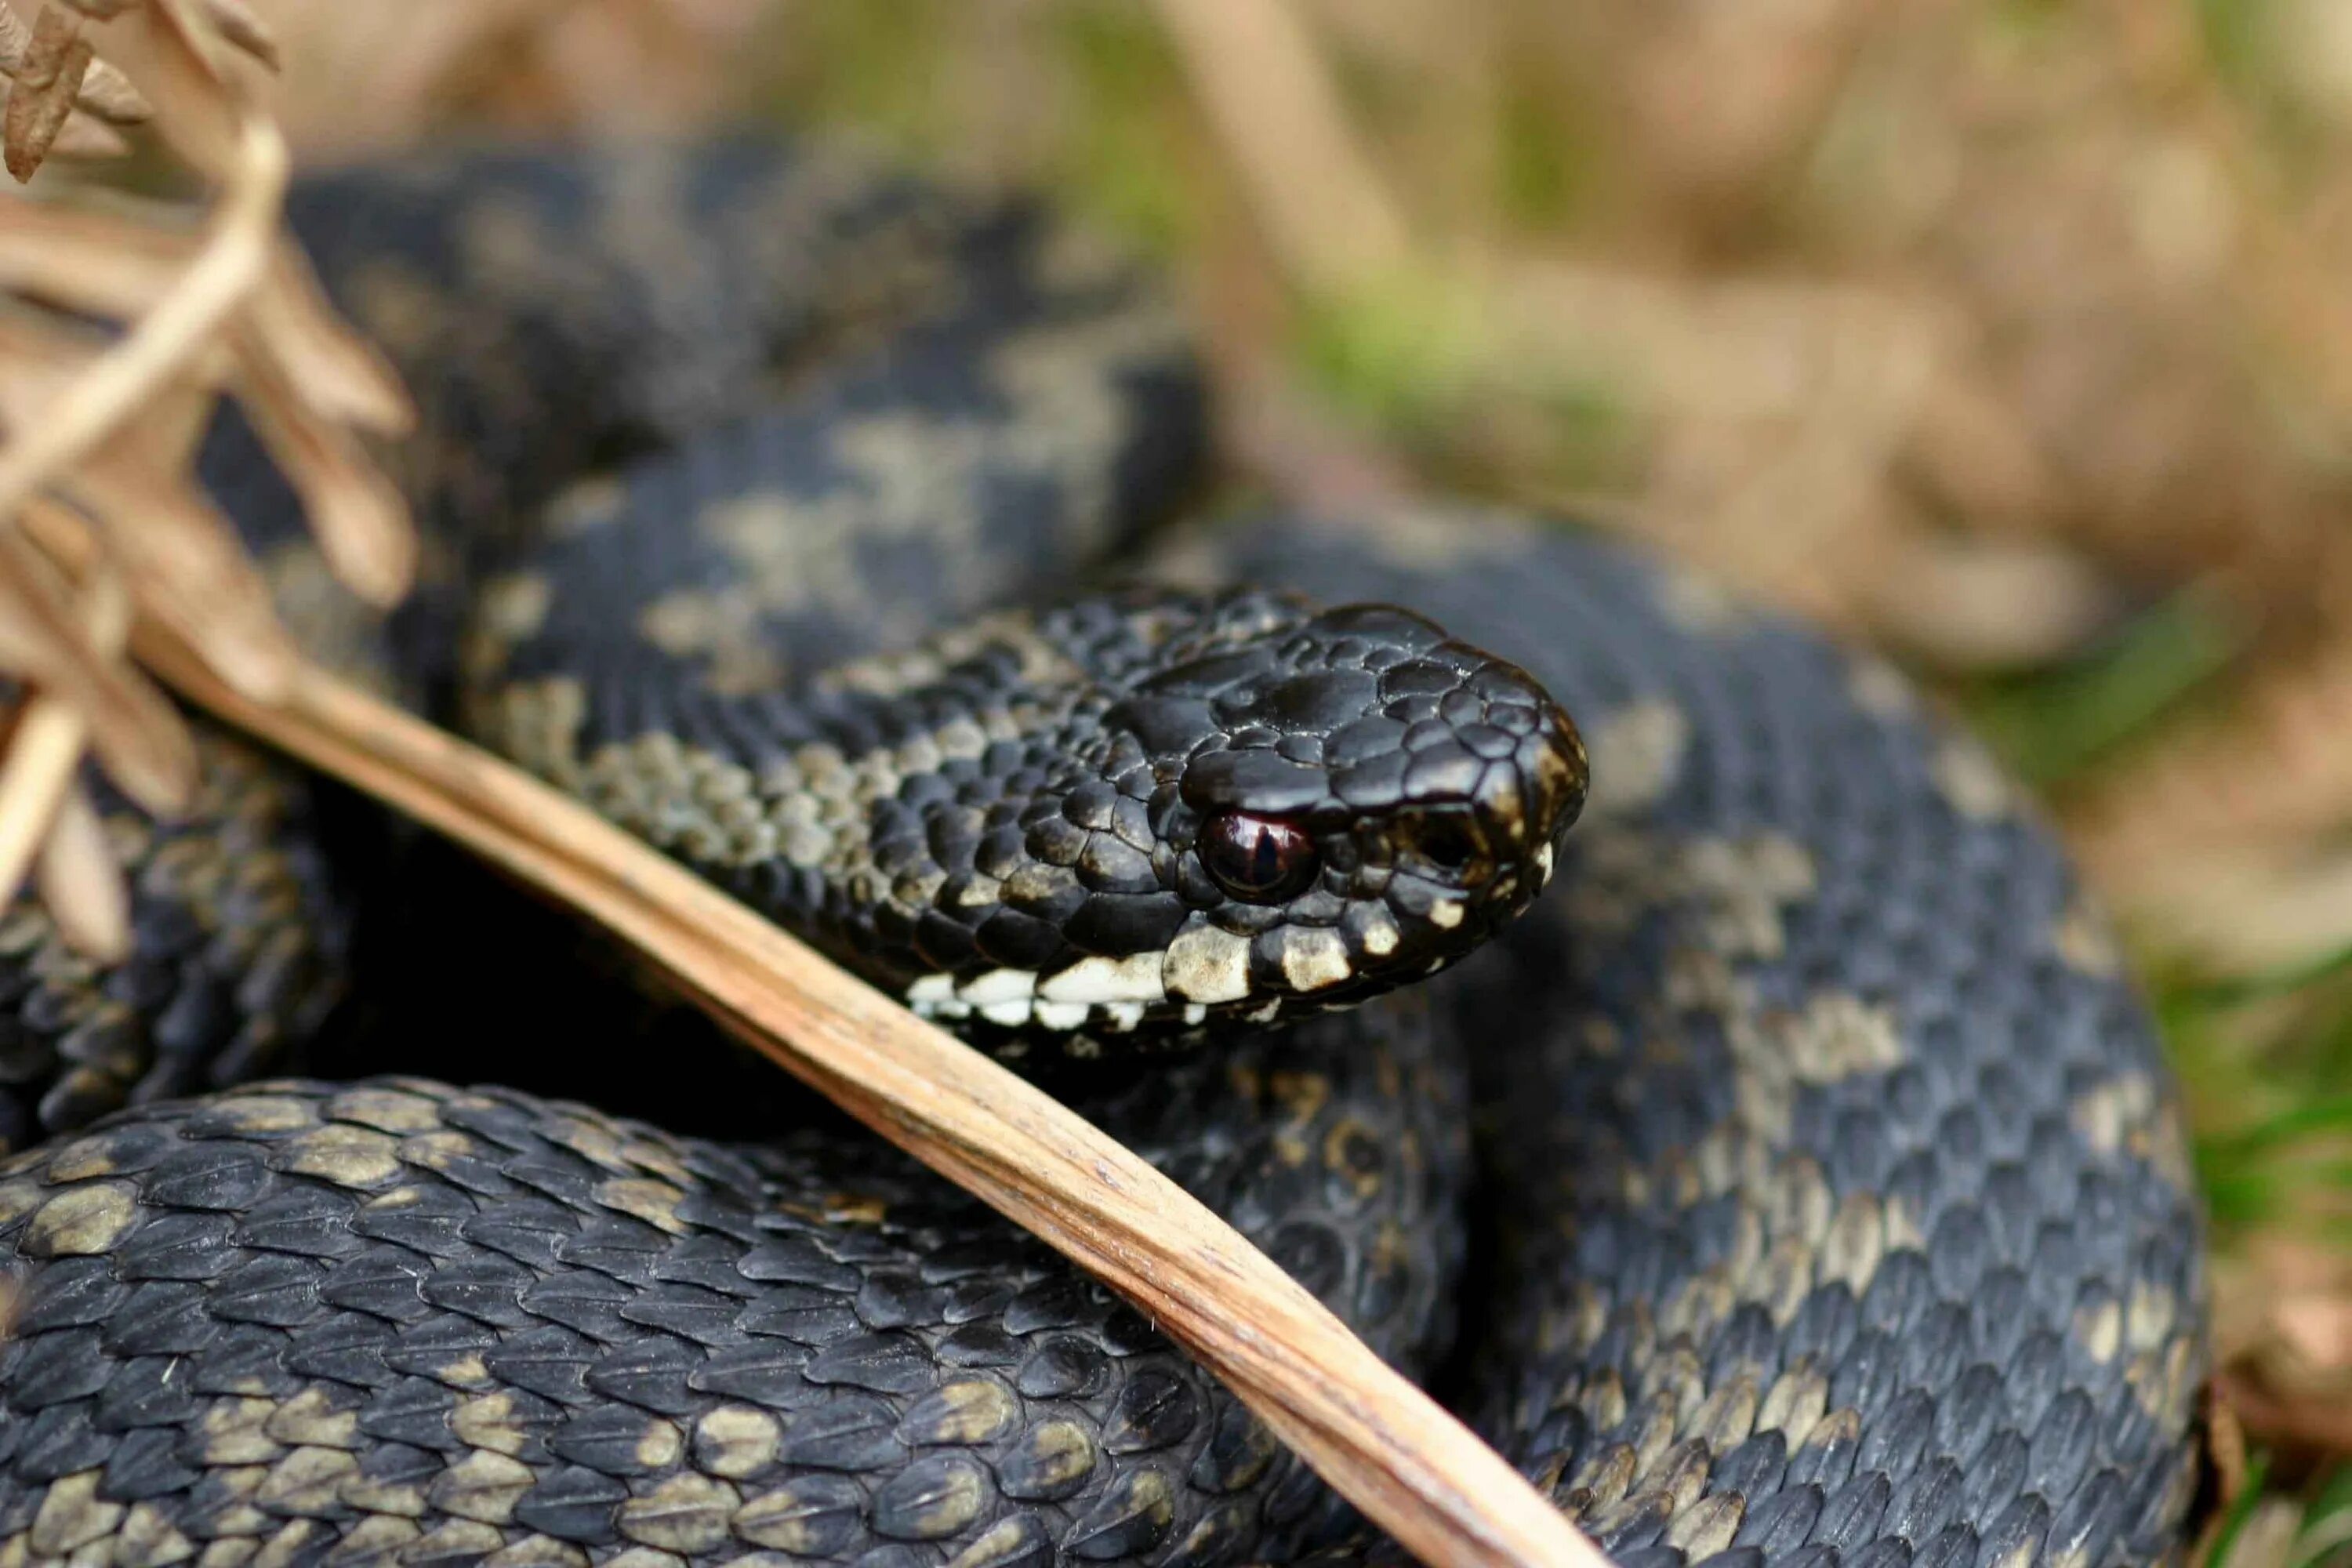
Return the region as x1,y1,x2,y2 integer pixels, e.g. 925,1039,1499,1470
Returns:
1149,0,1409,297
138,617,1607,1568
0,0,412,946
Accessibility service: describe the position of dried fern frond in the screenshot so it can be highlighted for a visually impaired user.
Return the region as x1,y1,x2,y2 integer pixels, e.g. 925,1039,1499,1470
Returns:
0,0,413,950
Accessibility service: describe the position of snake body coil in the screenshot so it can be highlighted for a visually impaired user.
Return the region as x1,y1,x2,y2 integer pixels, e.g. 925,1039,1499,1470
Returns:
0,143,2206,1566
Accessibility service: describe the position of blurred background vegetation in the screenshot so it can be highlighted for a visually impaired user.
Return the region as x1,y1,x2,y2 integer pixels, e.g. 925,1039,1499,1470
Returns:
188,0,2352,1559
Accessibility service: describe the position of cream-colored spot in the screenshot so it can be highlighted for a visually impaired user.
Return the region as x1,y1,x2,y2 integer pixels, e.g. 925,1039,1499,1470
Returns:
452,1394,534,1457
1847,656,1916,720
1818,1192,1887,1295
907,973,960,1018
1007,1420,1097,1494
906,1380,1018,1446
0,1179,43,1225
637,590,784,696
1663,1493,1744,1559
336,1468,426,1519
881,1458,987,1539
2074,1296,2122,1364
978,998,1033,1028
1429,898,1465,930
595,1178,689,1236
204,1096,317,1134
636,1419,684,1470
26,1183,137,1256
1984,1541,2038,1568
256,1519,323,1566
1039,952,1166,1006
956,969,1035,1008
201,1399,283,1466
2071,1073,2157,1156
947,1521,1042,1568
2127,1281,2179,1353
1755,1367,1829,1448
1776,993,1904,1083
1568,828,1815,963
415,1357,485,1394
426,1451,534,1525
1358,909,1399,957
1657,567,1748,633
617,1474,739,1555
483,1534,589,1567
475,572,551,648
2053,895,2123,978
276,1125,401,1189
1932,735,2014,821
324,1088,445,1134
29,1472,120,1557
476,677,589,793
263,1389,358,1450
255,1446,358,1515
694,1407,780,1479
1586,700,1692,820
1278,927,1352,993
1033,1000,1088,1031
542,1114,633,1175
1164,922,1252,1004
43,1138,117,1182
116,1501,197,1566
408,1522,503,1563
735,1479,862,1552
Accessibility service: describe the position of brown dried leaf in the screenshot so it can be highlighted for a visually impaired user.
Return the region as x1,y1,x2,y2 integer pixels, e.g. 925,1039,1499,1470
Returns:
247,245,411,436
31,779,122,956
227,332,414,606
0,528,191,812
197,0,271,68
0,194,201,319
4,5,97,181
53,423,301,696
0,527,140,915
0,696,90,913
0,1,150,125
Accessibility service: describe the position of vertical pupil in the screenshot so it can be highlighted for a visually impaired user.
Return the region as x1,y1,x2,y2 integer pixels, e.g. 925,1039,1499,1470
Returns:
1250,826,1283,886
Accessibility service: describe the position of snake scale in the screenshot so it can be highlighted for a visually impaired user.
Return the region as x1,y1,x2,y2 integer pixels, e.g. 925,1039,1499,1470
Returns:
0,141,2207,1566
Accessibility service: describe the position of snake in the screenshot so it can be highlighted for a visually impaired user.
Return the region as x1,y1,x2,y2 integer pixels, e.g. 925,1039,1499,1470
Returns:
0,140,2209,1567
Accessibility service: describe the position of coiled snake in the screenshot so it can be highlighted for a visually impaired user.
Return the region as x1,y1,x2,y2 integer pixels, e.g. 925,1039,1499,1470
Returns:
0,143,2207,1566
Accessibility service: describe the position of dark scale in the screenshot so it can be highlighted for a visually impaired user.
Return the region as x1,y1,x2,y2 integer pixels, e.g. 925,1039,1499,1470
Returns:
0,143,2205,1566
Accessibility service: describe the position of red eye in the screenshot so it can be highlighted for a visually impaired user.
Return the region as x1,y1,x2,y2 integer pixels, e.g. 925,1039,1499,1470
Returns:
1199,811,1319,902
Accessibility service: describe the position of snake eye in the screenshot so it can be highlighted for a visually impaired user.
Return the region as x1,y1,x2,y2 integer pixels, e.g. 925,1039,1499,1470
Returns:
1200,811,1319,902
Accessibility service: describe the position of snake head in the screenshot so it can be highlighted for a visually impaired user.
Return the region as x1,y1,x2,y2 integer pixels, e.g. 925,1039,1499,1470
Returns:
905,589,1585,1046
1137,598,1585,1027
